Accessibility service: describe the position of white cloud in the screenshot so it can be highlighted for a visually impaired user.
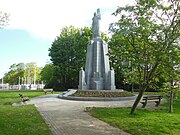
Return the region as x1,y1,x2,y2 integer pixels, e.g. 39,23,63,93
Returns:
0,0,133,40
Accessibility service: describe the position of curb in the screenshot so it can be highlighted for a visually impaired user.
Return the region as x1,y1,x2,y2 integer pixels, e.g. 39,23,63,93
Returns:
58,94,136,101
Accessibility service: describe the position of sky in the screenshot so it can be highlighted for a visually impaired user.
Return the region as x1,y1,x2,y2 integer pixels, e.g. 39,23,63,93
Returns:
0,0,134,78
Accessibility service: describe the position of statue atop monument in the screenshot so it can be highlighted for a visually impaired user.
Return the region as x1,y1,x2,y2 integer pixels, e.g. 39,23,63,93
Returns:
79,8,116,90
92,8,101,38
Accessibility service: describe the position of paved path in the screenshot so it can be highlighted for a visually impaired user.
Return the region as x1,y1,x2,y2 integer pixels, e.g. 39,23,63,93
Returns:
27,94,134,135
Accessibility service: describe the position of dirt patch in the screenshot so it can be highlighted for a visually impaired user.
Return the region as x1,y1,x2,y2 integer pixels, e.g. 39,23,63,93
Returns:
71,90,134,97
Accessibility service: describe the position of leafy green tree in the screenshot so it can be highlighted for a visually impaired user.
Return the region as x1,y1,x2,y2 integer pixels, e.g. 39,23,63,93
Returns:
163,80,179,113
4,63,25,84
110,0,180,114
160,62,179,113
3,62,42,85
108,34,128,89
49,26,92,90
25,62,42,84
40,63,55,88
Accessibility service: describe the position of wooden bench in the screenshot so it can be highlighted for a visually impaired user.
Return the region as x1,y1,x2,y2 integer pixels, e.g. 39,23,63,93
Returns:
19,94,30,103
44,89,53,95
140,95,162,108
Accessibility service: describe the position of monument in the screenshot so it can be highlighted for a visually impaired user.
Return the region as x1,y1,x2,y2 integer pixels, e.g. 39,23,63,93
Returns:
79,9,116,90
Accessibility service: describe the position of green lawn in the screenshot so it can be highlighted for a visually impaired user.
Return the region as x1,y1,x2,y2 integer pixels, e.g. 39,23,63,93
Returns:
0,90,60,135
87,95,180,135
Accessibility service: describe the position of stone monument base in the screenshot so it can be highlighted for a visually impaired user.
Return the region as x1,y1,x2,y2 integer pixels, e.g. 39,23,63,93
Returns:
58,89,135,101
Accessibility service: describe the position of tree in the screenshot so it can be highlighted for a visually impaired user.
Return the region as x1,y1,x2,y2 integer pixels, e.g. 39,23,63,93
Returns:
4,63,26,84
49,26,92,90
25,62,41,84
161,63,179,113
108,34,129,89
40,63,55,88
110,0,180,114
163,81,179,113
0,11,9,28
3,62,42,85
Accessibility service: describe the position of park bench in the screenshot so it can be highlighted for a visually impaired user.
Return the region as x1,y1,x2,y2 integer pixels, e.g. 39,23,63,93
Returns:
19,94,30,103
44,89,53,95
140,95,162,108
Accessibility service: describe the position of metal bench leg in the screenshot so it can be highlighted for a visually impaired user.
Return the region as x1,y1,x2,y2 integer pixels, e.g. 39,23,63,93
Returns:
155,101,160,107
142,101,147,108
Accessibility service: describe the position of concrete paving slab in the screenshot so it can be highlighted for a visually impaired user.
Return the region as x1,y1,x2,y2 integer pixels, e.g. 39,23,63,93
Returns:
27,94,133,135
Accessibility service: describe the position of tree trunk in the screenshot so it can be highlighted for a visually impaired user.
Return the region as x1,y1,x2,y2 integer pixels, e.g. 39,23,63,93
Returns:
131,84,134,93
130,87,145,115
169,91,173,113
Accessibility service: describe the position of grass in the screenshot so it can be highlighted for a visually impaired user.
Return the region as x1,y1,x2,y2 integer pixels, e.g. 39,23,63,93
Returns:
87,95,180,135
0,90,60,135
